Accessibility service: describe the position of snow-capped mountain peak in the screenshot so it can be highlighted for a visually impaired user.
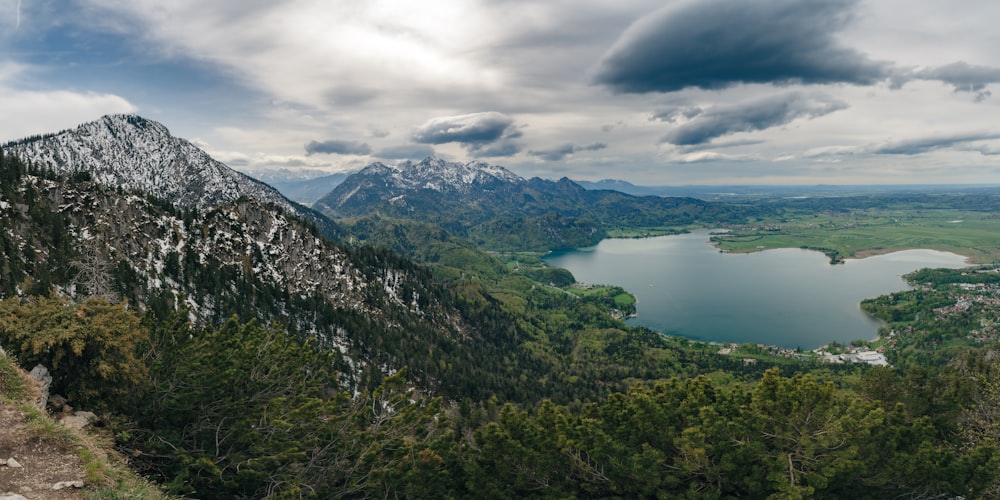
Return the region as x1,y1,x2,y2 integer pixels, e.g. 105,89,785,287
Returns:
315,157,527,213
360,157,524,191
5,114,295,213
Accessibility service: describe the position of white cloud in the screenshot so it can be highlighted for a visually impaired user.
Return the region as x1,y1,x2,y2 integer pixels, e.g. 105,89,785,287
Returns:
0,63,136,140
79,0,507,111
3,0,1000,185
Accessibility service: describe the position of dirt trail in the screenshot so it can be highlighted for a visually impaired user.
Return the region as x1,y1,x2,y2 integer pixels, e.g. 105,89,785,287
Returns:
0,403,84,500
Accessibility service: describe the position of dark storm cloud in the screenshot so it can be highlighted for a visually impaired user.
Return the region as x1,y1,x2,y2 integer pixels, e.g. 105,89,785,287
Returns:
660,92,847,146
872,132,1000,155
594,0,889,93
913,62,1000,101
304,139,372,156
375,144,436,160
413,112,524,157
412,112,516,145
529,142,607,161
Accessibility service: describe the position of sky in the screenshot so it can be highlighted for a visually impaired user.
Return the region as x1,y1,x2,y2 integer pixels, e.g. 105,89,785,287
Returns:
3,0,1000,185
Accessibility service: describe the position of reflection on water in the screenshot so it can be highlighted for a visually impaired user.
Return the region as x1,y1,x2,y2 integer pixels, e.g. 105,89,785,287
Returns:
543,230,969,348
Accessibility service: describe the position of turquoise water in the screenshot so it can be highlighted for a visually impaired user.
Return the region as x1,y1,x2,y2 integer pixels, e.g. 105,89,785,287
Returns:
542,230,969,348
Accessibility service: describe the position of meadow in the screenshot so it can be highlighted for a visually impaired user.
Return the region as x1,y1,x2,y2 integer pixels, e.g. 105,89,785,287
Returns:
712,207,1000,264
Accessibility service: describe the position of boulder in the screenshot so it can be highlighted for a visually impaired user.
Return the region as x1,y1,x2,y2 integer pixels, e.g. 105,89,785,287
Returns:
27,365,52,409
60,411,97,431
46,394,68,412
52,480,85,490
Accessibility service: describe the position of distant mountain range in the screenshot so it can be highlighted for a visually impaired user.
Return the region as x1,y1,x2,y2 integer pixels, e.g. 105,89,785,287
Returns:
265,172,353,205
314,157,761,251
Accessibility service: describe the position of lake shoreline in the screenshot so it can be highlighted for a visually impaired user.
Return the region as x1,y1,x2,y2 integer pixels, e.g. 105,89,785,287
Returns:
703,225,986,265
546,230,970,349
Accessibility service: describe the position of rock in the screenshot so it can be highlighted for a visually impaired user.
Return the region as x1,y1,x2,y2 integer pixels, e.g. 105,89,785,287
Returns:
6,458,21,468
0,493,29,500
59,415,92,431
74,410,97,421
51,480,84,490
28,365,52,409
46,394,68,412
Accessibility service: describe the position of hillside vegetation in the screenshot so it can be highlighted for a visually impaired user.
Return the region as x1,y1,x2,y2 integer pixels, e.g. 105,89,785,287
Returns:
6,143,1000,497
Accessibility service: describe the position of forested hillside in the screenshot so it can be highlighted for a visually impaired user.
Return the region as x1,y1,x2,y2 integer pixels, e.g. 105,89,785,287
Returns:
4,137,1000,498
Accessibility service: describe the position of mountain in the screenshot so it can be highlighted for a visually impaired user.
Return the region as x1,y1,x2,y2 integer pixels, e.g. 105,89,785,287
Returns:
316,157,523,212
315,157,764,251
265,171,351,204
3,122,995,499
575,178,648,194
6,115,297,212
3,126,569,400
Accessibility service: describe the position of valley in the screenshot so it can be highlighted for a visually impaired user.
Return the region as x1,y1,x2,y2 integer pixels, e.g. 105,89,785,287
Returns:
2,115,1000,497
712,198,1000,264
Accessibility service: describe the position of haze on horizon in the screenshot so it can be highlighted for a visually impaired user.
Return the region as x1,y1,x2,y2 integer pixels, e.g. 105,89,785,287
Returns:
2,0,1000,186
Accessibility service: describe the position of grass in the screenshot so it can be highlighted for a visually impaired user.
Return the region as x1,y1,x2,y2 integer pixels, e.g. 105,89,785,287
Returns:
0,348,172,500
0,353,30,401
605,224,700,239
712,209,1000,264
15,401,171,500
567,285,637,304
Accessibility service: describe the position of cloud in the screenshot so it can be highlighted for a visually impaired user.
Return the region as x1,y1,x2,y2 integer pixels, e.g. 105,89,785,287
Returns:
660,92,848,145
77,0,504,111
412,111,524,157
529,142,607,161
412,111,515,145
375,144,436,160
469,139,523,158
0,86,137,141
304,139,372,156
594,0,888,93
912,62,1000,100
871,132,1000,155
801,133,1000,159
369,126,391,138
649,105,703,123
679,139,766,152
670,151,762,164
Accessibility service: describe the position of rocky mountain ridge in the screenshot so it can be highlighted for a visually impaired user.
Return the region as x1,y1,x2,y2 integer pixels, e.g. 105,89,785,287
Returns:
316,157,526,213
5,115,295,214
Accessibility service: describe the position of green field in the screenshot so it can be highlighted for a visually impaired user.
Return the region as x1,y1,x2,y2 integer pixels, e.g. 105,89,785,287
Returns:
712,208,1000,264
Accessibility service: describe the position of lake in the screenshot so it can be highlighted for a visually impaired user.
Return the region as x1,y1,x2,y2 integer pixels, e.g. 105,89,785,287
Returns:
542,230,970,349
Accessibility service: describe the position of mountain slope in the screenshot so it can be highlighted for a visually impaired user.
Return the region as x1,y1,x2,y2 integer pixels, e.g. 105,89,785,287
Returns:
316,158,524,217
6,115,293,212
315,157,762,251
0,149,530,397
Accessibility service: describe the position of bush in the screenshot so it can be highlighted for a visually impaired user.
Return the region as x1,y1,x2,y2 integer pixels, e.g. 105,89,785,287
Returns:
0,296,149,411
0,351,30,402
